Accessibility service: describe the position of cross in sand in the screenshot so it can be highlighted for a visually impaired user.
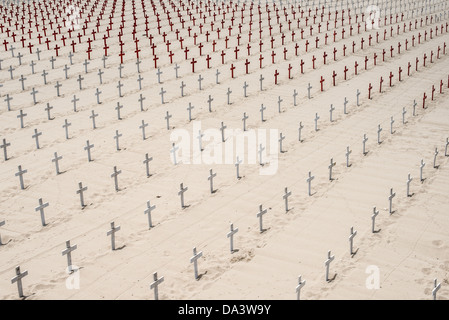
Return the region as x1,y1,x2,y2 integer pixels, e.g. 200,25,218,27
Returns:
52,152,63,175
207,95,213,112
63,119,71,140
283,187,292,212
11,266,28,298
45,103,54,120
15,165,27,189
363,134,369,155
257,204,268,233
35,198,49,226
150,272,164,300
371,206,380,233
61,240,77,272
170,143,179,165
328,158,336,180
259,74,264,91
90,111,98,129
190,247,203,280
178,183,188,208
144,200,156,229
1,139,11,161
0,220,6,245
235,156,242,179
242,112,249,131
349,227,357,255
432,279,441,300
143,153,153,177
111,166,122,191
324,250,335,281
165,111,172,130
76,182,88,208
107,222,121,251
307,171,315,196
388,188,396,214
296,275,306,300
227,223,239,253
187,103,194,122
208,169,217,193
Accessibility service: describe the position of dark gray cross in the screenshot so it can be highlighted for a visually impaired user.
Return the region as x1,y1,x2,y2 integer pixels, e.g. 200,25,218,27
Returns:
343,97,348,114
62,240,77,272
114,130,122,151
296,276,306,300
235,156,242,179
165,111,172,130
198,74,204,90
207,95,213,112
5,94,13,111
72,95,79,112
159,87,166,104
283,187,291,212
258,143,265,165
187,103,194,121
227,223,239,253
307,171,314,196
35,198,49,226
144,200,156,229
0,220,5,245
413,100,417,116
17,52,23,65
314,113,320,131
10,46,16,57
329,104,335,122
45,103,54,120
143,153,153,177
17,110,27,128
293,90,298,106
150,272,164,300
118,64,124,78
84,140,94,162
371,206,379,233
356,89,361,106
420,159,426,181
363,134,368,155
243,81,248,97
139,94,146,111
41,69,48,84
388,188,396,214
257,204,267,232
328,158,336,180
346,146,352,167
298,122,304,142
156,68,163,84
135,59,141,73
279,133,285,153
259,74,264,91
278,96,283,112
1,138,11,161
324,250,335,281
242,112,248,131
432,279,441,300
433,148,439,168
215,69,220,84
170,143,179,165
227,87,232,105
102,55,108,68
390,117,395,134
83,59,90,73
8,65,15,79
140,120,149,140
180,81,186,97
30,60,36,74
137,74,144,90
402,107,407,124
76,182,88,208
68,51,74,65
77,75,84,90
220,122,227,142
90,110,98,129
107,222,121,250
95,88,102,104
349,227,357,255
190,247,203,280
174,63,180,78
115,102,123,120
98,69,104,84
111,166,122,191
63,119,71,139
406,173,413,197
178,183,188,208
208,169,216,193
117,81,124,98
445,138,449,157
11,266,28,298
260,104,266,122
197,130,204,152
50,56,56,69
15,165,27,189
52,152,63,175
19,74,27,90
0,59,2,70
307,83,312,99
32,129,42,149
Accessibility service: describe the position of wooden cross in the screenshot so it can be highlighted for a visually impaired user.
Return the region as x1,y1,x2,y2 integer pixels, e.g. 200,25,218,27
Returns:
324,250,335,281
76,182,88,208
329,158,336,181
178,183,188,208
314,113,320,131
242,112,248,131
117,81,124,98
11,266,28,298
140,120,149,140
107,222,121,251
150,272,164,300
197,130,204,152
227,223,239,253
257,204,267,232
235,156,242,179
84,140,94,162
295,275,306,300
144,200,156,229
95,88,102,104
259,74,264,91
156,68,163,84
307,83,312,99
15,165,27,190
114,130,122,151
111,166,122,191
62,240,77,272
433,148,439,168
52,152,63,175
349,227,357,255
307,171,315,196
208,169,217,194
260,104,266,122
329,104,335,122
283,187,291,212
298,122,304,142
207,95,213,112
187,103,194,122
170,143,179,165
35,198,49,226
1,138,11,161
190,247,203,280
388,188,396,214
226,88,232,105
165,111,172,130
363,134,368,155
432,279,441,300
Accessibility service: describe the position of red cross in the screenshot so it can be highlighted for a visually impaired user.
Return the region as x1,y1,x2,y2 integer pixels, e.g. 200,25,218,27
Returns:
191,57,197,73
234,46,239,59
221,50,226,64
312,55,316,69
389,72,394,87
364,56,369,70
259,54,264,68
416,57,419,71
184,46,189,60
230,63,235,78
71,40,76,53
422,92,427,109
368,83,373,99
423,53,427,67
407,62,411,76
271,50,276,64
153,55,159,68
379,77,384,93
344,66,348,80
54,44,61,57
169,51,174,64
245,59,250,74
27,42,34,54
283,47,287,60
398,67,402,81
354,61,359,75
274,69,279,85
300,59,305,74
332,71,337,86
320,76,325,91
323,51,327,64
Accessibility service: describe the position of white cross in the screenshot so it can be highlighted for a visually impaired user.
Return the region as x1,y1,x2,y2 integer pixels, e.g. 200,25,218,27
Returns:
114,130,122,151
76,182,88,208
19,74,27,90
283,187,291,212
190,247,203,280
432,279,441,300
180,81,186,97
298,122,304,142
140,120,148,140
406,173,413,197
52,152,63,175
197,130,204,152
102,55,108,68
171,143,179,165
143,153,153,177
35,198,49,226
208,169,217,193
174,63,180,78
63,64,70,79
5,94,12,111
83,59,90,73
159,87,166,104
84,140,94,162
198,74,204,90
420,159,426,181
293,90,298,106
227,223,239,253
235,156,242,179
0,220,6,245
314,113,320,131
390,117,395,134
346,146,352,167
165,111,172,130
295,275,306,300
63,119,71,140
329,104,335,122
156,67,163,84
357,89,361,106
1,138,11,161
111,166,122,191
55,81,62,96
95,88,102,104
307,171,315,196
216,69,220,84
363,134,368,155
72,95,79,112
11,266,28,298
220,122,227,142
98,69,104,84
343,97,348,114
388,188,396,214
349,227,357,255
324,250,335,281
445,138,449,157
258,143,265,165
62,240,77,272
77,75,84,90
257,204,267,232
136,59,141,73
15,165,27,190
329,158,336,180
433,148,439,168
372,206,380,233
377,124,382,144
139,94,146,111
45,103,54,120
307,83,312,99
17,110,27,128
178,183,188,208
137,74,144,90
144,200,156,229
207,95,213,112
402,107,407,124
277,96,283,113
150,272,164,300
107,222,121,251
242,112,248,131
115,102,123,120
279,133,285,153
260,104,266,122
243,81,248,97
227,87,232,105
187,103,194,122
259,74,264,91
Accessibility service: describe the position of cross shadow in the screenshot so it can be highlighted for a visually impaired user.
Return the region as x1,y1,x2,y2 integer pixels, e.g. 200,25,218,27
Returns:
115,245,126,251
327,273,337,283
146,174,153,178
390,210,396,215
434,165,440,169
363,151,369,156
196,270,208,280
347,163,352,168
407,193,415,198
231,249,240,254
182,205,191,209
58,170,67,175
20,292,36,300
351,248,359,258
211,189,217,194
373,228,382,234
0,239,12,246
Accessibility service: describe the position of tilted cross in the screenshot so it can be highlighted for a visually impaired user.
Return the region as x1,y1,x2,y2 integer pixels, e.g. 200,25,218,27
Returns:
150,272,164,300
